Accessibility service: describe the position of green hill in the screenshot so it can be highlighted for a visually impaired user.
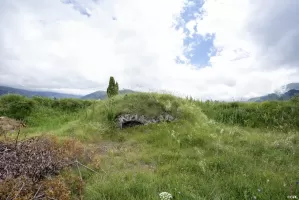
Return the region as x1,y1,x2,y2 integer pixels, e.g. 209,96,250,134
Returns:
0,93,298,199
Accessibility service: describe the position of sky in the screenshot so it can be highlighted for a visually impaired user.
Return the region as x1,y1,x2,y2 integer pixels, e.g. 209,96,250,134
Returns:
0,0,299,100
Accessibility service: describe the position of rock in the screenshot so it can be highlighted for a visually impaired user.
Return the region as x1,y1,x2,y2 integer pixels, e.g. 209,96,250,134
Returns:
165,114,174,121
158,115,164,121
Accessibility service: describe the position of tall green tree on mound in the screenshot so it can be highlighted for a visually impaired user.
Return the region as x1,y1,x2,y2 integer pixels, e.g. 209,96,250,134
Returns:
106,76,119,98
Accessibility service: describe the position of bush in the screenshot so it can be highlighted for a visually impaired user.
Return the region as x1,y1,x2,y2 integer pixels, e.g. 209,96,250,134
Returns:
32,96,93,111
51,98,92,112
0,135,84,182
32,96,54,107
0,135,85,199
290,95,299,103
0,95,92,122
0,94,36,120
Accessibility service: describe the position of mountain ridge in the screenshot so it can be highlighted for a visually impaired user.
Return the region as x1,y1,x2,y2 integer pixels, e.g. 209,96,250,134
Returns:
0,85,136,100
81,89,135,100
248,87,299,102
0,86,82,99
1,83,299,101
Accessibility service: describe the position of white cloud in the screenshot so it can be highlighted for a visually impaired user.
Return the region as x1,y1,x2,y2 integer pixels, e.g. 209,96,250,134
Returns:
190,0,299,99
0,0,190,94
0,0,298,100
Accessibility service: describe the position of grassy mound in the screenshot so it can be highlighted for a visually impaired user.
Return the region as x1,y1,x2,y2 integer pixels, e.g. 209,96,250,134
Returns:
0,93,298,199
61,93,298,199
86,92,189,121
61,93,204,141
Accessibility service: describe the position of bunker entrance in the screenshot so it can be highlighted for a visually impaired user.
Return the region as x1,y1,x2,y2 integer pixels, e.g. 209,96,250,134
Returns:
122,121,144,128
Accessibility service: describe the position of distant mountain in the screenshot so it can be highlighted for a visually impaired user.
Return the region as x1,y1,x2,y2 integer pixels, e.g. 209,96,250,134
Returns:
283,83,299,91
275,82,299,94
282,89,299,100
0,86,82,99
81,89,135,100
248,88,299,102
248,93,280,102
81,91,107,100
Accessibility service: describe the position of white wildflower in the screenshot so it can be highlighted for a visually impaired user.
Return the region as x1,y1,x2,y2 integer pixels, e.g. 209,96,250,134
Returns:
159,192,173,200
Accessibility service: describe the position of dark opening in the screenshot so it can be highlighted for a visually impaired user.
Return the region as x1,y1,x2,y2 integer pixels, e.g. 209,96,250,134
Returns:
122,121,144,128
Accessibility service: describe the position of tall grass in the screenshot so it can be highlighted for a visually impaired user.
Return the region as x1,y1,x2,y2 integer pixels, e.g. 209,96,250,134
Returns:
63,93,298,199
1,93,298,199
197,98,299,131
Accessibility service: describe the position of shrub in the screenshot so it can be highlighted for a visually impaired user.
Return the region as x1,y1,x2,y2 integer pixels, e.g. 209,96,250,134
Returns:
0,94,36,120
51,98,92,112
0,136,85,199
32,96,54,107
290,95,299,103
0,135,84,182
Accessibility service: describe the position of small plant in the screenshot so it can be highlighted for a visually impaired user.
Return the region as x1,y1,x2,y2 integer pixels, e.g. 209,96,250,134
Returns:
105,99,116,122
159,192,173,200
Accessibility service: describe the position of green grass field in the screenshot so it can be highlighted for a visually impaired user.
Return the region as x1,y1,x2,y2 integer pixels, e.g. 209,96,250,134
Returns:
0,93,298,199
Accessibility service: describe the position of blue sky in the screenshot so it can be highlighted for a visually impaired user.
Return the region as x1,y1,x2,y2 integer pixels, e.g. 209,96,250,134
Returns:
62,0,91,17
62,0,215,67
183,34,215,67
179,0,215,67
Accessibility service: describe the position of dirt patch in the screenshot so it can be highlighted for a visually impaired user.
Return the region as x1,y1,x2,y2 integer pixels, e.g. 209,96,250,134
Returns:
0,116,26,135
87,141,122,155
88,141,156,172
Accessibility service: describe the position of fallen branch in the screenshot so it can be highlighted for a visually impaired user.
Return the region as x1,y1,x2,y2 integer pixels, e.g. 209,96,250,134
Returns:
12,182,25,200
14,129,20,149
31,184,43,200
76,160,83,181
74,160,107,175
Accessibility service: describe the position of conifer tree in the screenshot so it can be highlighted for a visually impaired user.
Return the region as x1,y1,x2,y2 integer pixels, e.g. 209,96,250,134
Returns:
115,82,119,95
107,76,119,98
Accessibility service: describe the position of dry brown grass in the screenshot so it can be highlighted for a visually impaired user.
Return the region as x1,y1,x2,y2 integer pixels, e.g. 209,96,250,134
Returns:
0,175,72,200
0,116,26,137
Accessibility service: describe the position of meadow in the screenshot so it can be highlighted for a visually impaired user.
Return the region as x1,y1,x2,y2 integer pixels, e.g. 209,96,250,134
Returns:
0,93,298,199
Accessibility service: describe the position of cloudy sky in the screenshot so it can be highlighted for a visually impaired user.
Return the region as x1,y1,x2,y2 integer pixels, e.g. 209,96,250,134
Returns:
0,0,298,100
